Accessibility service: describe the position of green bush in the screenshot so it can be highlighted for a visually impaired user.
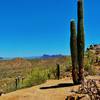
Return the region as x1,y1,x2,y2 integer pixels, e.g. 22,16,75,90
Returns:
21,68,49,88
48,67,57,79
84,63,91,71
84,64,96,75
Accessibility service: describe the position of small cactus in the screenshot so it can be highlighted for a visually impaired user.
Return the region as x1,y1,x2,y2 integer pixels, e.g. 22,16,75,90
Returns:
56,64,60,80
15,77,18,89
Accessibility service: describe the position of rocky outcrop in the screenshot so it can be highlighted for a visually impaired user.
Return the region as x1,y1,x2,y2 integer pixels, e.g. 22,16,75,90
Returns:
87,44,100,55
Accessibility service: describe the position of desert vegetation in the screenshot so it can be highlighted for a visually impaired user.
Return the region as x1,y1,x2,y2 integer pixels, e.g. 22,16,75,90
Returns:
0,56,71,93
0,49,99,95
0,0,99,100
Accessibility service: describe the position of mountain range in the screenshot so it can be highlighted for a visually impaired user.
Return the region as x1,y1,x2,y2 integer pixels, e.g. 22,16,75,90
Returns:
0,54,65,60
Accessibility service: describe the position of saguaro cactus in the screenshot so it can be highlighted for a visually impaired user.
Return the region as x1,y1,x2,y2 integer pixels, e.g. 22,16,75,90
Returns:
77,0,85,83
70,20,78,84
56,64,60,80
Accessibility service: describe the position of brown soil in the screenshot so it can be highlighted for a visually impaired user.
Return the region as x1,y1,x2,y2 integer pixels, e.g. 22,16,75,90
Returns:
0,76,100,100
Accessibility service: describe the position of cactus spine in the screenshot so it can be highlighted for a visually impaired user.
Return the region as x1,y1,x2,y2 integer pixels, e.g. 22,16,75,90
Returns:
77,0,85,83
70,20,78,84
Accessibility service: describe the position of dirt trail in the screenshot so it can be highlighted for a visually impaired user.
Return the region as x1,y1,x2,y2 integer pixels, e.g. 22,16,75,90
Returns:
0,76,99,100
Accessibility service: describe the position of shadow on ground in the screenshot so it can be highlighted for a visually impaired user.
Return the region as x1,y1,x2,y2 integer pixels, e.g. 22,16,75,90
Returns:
40,83,77,89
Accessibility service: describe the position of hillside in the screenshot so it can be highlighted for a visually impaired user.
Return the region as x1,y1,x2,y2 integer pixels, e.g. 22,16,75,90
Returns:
0,56,69,78
0,56,70,93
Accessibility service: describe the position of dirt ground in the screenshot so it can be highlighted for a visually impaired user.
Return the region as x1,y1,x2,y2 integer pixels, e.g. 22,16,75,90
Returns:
0,76,99,100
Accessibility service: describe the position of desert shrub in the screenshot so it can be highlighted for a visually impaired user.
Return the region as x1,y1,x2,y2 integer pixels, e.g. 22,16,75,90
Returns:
85,51,96,75
0,78,16,93
21,68,49,88
86,50,96,64
84,63,91,71
65,65,72,72
1,67,54,93
84,64,96,75
48,64,72,79
6,81,16,93
48,67,57,79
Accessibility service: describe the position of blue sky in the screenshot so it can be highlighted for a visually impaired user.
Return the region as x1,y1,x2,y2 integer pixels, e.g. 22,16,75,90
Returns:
0,0,99,57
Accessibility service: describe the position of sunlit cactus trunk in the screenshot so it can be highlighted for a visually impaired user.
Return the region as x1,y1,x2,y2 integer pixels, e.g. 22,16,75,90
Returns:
77,0,85,83
70,20,78,84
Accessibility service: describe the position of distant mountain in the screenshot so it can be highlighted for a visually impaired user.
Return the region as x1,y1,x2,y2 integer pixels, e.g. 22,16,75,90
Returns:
40,54,65,59
0,57,3,59
0,57,13,61
0,54,65,60
24,54,65,60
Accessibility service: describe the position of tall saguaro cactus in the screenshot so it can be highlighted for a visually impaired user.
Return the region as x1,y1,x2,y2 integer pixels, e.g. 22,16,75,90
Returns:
77,0,85,83
70,20,78,84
